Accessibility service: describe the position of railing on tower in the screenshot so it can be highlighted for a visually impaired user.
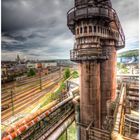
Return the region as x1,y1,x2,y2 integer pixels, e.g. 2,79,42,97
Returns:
67,4,125,49
70,48,109,61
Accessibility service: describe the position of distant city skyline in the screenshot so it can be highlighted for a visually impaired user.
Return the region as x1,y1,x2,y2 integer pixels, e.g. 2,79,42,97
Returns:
2,0,139,60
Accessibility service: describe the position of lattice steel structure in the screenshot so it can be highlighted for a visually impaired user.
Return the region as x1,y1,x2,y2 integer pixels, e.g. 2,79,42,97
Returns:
67,0,125,139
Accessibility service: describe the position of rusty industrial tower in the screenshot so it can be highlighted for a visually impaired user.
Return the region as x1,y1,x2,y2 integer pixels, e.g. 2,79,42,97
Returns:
67,0,125,139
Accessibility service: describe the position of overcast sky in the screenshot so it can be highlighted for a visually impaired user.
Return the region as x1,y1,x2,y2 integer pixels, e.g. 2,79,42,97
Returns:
2,0,139,60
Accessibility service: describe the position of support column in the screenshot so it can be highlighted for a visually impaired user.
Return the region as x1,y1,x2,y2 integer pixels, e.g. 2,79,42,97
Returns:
100,43,117,127
80,61,101,140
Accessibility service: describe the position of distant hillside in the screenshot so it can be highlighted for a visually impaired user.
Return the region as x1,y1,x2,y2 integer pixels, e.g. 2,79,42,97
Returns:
118,49,139,57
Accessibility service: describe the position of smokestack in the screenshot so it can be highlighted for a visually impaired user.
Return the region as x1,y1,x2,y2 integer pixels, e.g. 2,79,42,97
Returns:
67,0,125,139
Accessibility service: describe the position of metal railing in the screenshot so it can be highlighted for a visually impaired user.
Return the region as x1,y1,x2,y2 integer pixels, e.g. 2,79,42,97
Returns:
67,4,125,48
111,83,127,139
70,48,109,61
78,121,111,140
87,125,111,140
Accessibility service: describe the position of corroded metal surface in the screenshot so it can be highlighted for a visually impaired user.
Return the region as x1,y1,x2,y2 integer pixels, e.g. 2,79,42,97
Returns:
80,61,100,127
67,0,125,139
100,45,117,126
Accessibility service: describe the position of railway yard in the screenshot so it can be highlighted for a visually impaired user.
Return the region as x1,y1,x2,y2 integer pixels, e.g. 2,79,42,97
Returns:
1,72,139,140
1,70,62,123
1,67,139,140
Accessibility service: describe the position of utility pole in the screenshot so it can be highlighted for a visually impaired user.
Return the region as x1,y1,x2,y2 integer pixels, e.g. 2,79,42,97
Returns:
10,88,14,116
66,129,68,140
39,68,42,90
59,66,61,79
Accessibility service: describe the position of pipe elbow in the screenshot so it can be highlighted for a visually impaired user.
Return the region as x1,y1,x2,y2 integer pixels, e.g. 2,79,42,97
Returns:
72,96,80,105
111,132,124,140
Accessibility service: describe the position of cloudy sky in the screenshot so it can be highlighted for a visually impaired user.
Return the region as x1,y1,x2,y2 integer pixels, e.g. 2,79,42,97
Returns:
2,0,139,60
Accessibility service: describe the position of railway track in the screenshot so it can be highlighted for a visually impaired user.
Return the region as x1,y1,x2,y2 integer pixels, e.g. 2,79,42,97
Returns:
2,81,50,107
1,78,55,102
1,80,60,122
1,71,62,122
1,72,60,102
2,78,60,107
2,71,60,92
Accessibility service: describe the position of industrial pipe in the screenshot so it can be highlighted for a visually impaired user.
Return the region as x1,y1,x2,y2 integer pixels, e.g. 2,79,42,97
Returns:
111,85,126,140
125,114,139,122
43,114,75,140
127,96,139,101
2,100,58,136
2,96,73,140
72,96,80,140
111,132,124,140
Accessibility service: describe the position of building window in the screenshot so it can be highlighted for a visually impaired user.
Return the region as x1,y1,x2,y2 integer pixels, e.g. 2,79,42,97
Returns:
84,26,87,33
98,27,100,33
80,27,83,34
104,29,105,34
108,30,110,35
77,28,79,35
101,28,102,33
94,26,96,32
89,26,92,33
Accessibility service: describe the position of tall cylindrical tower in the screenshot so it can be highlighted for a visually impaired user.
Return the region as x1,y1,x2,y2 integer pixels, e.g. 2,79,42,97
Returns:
67,0,125,139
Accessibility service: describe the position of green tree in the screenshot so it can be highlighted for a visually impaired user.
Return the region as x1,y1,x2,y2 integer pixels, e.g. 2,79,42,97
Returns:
28,69,36,77
118,49,139,57
64,68,71,80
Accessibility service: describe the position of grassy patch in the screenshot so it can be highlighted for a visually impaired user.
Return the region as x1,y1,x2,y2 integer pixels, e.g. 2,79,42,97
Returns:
59,122,77,140
71,71,79,79
40,82,66,108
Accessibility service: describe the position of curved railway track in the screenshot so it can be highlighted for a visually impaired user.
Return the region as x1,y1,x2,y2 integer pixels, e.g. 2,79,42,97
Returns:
2,81,40,100
1,80,60,122
2,81,50,107
2,71,60,94
2,72,60,101
2,77,59,103
1,71,62,122
1,79,52,104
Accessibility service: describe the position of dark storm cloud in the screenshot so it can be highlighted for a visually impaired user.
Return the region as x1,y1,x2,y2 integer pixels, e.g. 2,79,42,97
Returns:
2,0,73,32
2,0,139,60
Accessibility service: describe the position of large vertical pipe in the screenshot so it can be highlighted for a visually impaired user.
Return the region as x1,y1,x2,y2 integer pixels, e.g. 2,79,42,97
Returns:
80,61,101,140
100,42,117,126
